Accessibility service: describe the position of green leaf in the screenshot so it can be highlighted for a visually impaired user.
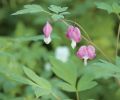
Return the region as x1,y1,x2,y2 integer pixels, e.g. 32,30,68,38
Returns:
95,2,120,14
48,5,68,14
52,14,64,21
12,4,44,15
58,82,76,92
23,67,52,91
10,74,37,86
77,74,97,92
33,86,50,98
12,34,60,42
84,60,120,79
14,35,44,42
60,12,70,15
1,65,52,98
0,65,38,87
50,57,77,86
94,60,120,78
95,2,113,14
112,2,120,14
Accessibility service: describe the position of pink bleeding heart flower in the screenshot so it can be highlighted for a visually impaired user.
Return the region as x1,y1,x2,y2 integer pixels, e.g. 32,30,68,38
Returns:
76,45,96,66
66,25,81,49
43,21,53,44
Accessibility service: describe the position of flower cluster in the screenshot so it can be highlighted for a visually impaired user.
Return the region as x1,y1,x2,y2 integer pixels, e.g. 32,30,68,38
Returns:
43,21,96,65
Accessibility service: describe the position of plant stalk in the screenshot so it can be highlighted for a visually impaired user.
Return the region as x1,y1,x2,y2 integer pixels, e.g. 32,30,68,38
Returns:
76,91,80,100
116,19,120,58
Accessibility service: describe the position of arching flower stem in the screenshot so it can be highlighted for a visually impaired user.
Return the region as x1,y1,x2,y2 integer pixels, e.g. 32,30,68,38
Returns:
62,19,112,62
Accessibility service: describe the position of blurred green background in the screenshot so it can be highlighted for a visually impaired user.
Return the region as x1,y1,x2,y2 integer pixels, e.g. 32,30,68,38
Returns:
0,0,120,100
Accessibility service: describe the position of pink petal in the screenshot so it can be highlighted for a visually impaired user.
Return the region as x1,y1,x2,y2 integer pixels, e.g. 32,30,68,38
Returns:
71,27,81,42
87,45,96,59
76,45,96,60
76,46,88,59
66,25,74,38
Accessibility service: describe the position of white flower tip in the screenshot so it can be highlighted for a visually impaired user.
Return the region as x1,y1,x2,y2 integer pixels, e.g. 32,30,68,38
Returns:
71,40,76,49
44,36,51,44
84,58,88,66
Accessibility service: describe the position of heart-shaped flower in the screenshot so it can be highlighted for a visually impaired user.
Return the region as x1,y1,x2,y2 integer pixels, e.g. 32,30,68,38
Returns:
76,45,96,66
66,25,81,49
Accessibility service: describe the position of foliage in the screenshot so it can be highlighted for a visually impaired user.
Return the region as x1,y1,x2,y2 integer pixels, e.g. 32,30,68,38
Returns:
12,4,70,21
12,4,44,15
50,57,97,92
0,0,120,100
95,2,120,14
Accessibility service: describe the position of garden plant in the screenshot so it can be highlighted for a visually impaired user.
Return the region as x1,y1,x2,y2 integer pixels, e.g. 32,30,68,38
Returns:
0,0,120,100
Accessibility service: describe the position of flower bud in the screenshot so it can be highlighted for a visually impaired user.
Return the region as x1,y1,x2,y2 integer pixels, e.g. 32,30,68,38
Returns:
76,45,96,66
43,21,52,44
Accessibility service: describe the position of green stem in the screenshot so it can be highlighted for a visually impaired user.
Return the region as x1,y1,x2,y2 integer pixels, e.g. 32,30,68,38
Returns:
43,11,52,15
76,91,80,100
116,15,120,58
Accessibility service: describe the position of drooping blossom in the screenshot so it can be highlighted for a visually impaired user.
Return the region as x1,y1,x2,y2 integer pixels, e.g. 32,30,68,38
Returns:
76,45,96,66
66,25,81,49
43,21,52,44
55,46,70,63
